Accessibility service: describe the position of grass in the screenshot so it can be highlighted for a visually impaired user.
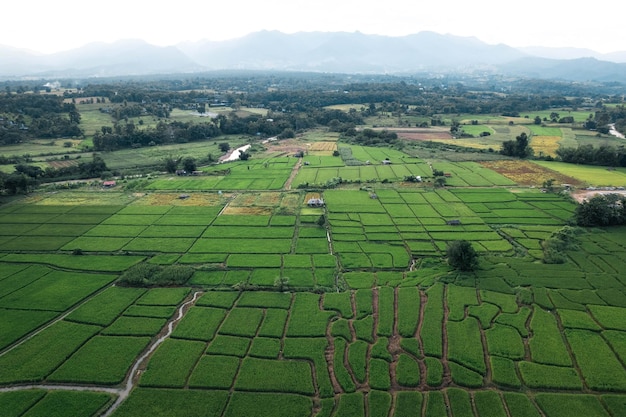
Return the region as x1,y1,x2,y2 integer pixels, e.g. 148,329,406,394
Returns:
47,335,150,384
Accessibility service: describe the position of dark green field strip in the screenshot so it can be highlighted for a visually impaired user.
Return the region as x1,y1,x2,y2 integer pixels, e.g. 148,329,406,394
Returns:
467,303,500,329
535,394,610,417
0,308,58,350
257,308,289,338
202,226,294,239
0,390,47,417
447,317,487,375
283,254,313,268
206,334,251,357
190,238,292,253
369,358,391,390
490,356,521,388
123,304,177,319
0,213,63,224
153,214,217,226
111,388,229,417
235,357,315,395
0,223,39,235
171,306,226,341
237,291,292,309
486,324,525,360
61,236,132,251
101,214,164,225
283,337,333,397
137,225,207,238
67,205,125,215
178,253,227,264
223,392,312,417
227,253,282,268
218,307,264,337
447,285,479,321
447,388,474,417
21,223,95,236
0,235,76,251
488,302,527,334
188,271,226,287
589,305,626,330
47,335,151,384
0,270,116,312
518,361,582,390
397,287,420,337
566,329,626,391
249,336,281,359
65,286,146,326
84,224,148,237
188,354,240,389
0,320,101,384
474,390,508,417
393,391,422,417
422,283,444,358
449,362,483,388
195,291,240,309
249,268,280,286
117,205,172,215
0,264,51,298
0,253,145,272
123,237,197,252
136,287,190,306
102,316,167,336
20,391,113,417
139,339,206,388
46,213,112,224
323,291,353,318
212,215,271,227
334,337,356,392
558,309,602,330
529,307,572,366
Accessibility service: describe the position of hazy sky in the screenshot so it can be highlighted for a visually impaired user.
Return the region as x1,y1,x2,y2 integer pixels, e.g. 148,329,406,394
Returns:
3,0,622,54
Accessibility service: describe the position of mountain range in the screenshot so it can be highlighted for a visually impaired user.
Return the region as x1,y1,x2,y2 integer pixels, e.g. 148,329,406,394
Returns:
2,31,626,82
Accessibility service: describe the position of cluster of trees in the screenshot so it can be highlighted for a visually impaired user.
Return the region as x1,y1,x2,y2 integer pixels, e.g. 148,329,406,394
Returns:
0,94,82,144
341,128,399,146
575,194,626,227
500,133,533,158
92,107,362,151
556,144,626,166
118,262,194,287
0,155,110,194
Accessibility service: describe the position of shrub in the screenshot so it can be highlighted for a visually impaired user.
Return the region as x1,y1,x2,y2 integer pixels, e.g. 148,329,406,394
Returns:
118,262,194,287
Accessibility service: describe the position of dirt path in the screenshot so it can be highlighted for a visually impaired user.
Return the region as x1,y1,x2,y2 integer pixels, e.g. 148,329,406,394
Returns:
284,158,303,190
441,285,452,386
0,290,205,416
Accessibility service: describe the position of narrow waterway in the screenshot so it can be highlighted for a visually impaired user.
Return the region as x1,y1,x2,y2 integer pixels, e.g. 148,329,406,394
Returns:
220,144,251,163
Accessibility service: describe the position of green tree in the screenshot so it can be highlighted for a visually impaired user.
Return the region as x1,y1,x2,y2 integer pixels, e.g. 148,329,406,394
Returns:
164,156,178,173
434,176,447,188
575,194,626,226
219,142,230,153
182,157,197,172
446,240,478,271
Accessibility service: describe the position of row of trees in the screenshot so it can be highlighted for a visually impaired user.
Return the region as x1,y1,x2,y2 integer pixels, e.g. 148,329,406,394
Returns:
0,155,110,194
556,144,626,167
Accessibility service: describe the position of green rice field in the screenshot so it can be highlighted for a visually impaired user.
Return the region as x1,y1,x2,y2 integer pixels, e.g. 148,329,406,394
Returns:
1,142,626,416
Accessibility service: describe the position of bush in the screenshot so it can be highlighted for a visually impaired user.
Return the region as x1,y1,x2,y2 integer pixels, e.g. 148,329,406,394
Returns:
118,263,194,287
446,240,478,271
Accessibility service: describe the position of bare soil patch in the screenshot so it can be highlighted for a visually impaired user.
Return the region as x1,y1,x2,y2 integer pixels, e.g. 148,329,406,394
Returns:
480,160,582,186
571,189,626,203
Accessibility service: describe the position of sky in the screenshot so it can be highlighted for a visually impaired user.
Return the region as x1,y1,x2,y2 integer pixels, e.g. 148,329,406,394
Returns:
2,0,623,54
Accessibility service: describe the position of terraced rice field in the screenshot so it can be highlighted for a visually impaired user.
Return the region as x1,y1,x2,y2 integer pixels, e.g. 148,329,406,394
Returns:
2,144,626,416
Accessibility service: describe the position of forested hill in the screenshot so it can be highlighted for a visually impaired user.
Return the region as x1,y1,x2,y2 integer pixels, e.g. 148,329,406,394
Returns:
1,31,626,83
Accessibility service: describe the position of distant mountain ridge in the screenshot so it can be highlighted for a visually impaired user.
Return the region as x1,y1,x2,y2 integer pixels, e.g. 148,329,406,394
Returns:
1,31,626,82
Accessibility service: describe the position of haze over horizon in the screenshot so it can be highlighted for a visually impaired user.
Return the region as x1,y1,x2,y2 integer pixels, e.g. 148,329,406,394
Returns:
2,0,623,55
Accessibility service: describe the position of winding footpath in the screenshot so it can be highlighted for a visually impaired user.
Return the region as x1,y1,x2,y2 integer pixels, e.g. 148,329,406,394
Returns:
0,290,204,417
